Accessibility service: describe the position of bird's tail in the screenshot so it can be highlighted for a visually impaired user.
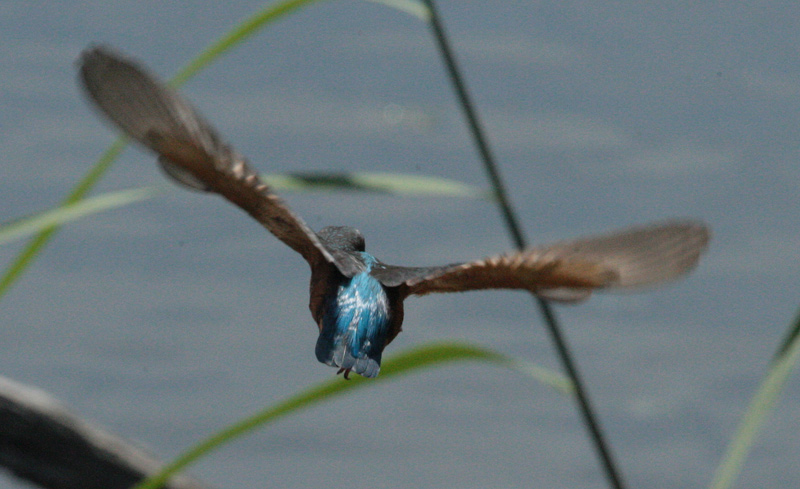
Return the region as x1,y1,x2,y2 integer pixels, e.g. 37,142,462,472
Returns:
315,334,381,378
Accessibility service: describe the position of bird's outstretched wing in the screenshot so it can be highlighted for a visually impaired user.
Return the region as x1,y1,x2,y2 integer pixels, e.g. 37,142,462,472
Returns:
371,220,709,302
78,46,364,275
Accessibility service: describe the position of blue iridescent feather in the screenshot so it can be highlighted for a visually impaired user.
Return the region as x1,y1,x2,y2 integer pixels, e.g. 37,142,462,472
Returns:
315,253,391,378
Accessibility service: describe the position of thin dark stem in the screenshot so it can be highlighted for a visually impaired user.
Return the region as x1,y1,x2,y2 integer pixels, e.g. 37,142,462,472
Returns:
421,11,527,250
421,2,626,489
534,296,626,489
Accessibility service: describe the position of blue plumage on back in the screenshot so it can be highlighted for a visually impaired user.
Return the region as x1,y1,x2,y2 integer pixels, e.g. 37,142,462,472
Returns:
315,253,392,378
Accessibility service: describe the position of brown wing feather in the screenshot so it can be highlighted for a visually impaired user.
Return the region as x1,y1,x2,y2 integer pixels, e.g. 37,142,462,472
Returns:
402,220,709,301
79,46,354,273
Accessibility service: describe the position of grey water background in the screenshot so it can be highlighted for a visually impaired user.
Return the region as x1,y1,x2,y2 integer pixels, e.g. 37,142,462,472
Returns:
2,1,800,488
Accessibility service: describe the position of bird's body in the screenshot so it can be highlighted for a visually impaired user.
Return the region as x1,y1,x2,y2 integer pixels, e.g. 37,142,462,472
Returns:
315,250,392,379
79,46,710,379
310,226,404,378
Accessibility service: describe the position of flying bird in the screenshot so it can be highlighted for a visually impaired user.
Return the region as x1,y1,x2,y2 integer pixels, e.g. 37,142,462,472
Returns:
79,46,710,379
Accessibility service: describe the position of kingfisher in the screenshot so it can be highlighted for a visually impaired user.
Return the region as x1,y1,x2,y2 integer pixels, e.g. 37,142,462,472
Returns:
79,46,710,379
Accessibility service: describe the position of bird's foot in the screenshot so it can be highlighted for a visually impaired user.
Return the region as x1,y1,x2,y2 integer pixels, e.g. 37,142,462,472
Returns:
336,367,352,380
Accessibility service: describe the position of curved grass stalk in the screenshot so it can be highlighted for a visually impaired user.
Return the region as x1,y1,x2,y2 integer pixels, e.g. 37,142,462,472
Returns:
708,310,800,489
0,173,485,247
0,139,126,296
0,186,166,247
133,341,571,489
172,0,426,87
262,172,489,198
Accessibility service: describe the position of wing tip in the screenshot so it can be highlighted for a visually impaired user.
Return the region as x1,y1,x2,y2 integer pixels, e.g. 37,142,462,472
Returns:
78,44,121,86
610,218,711,289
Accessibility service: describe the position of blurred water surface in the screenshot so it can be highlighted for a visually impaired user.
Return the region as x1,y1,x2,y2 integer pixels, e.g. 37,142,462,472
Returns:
2,2,799,488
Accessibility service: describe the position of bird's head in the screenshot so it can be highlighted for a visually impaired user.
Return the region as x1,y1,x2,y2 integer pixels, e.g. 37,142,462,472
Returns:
318,226,366,253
